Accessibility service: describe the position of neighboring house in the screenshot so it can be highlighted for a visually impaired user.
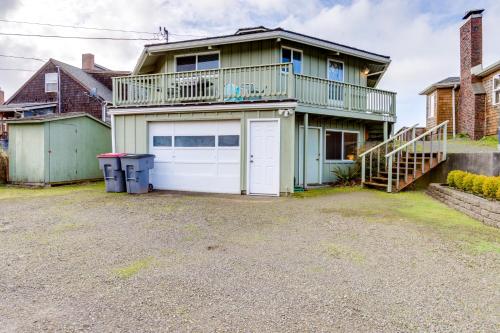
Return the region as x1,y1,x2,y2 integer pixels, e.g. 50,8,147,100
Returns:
109,26,397,196
420,9,500,140
0,54,129,147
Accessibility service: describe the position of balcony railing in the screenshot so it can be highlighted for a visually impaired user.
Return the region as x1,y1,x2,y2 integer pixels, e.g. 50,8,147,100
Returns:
112,63,396,117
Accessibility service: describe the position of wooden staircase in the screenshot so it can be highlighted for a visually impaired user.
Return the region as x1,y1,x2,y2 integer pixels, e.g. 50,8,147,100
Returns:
360,122,448,192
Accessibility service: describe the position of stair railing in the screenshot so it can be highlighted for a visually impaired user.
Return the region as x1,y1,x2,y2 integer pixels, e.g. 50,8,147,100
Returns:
385,121,448,192
360,123,419,184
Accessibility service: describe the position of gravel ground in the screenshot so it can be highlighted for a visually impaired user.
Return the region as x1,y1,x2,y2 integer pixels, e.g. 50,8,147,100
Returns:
0,184,499,332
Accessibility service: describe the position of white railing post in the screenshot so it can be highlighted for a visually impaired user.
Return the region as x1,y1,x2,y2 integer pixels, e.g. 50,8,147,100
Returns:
287,63,294,99
443,122,448,161
361,155,366,185
387,155,393,193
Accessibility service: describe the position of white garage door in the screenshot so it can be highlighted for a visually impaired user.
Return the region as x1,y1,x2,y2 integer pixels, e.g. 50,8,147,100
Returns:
149,120,241,194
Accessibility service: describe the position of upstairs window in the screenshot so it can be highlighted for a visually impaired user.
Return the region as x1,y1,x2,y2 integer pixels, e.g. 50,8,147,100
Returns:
45,73,58,93
281,47,302,74
327,59,344,82
493,74,500,105
175,52,219,72
428,91,436,118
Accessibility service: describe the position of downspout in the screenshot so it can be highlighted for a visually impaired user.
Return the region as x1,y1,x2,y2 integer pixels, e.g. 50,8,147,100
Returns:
56,66,62,114
111,113,116,153
452,84,458,138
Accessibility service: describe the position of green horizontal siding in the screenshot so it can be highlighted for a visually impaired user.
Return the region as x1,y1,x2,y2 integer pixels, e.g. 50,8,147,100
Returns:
157,40,369,86
114,110,295,194
295,114,367,184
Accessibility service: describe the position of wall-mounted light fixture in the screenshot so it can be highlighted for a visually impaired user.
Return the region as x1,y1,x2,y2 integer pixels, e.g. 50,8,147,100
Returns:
278,109,294,117
362,67,370,75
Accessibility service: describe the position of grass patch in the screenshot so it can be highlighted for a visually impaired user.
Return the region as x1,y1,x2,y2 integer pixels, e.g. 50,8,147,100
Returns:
449,135,498,148
293,185,362,198
324,243,365,263
0,182,105,200
113,257,155,279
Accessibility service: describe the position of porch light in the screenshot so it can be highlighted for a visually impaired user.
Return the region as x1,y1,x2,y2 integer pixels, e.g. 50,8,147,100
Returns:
362,67,370,75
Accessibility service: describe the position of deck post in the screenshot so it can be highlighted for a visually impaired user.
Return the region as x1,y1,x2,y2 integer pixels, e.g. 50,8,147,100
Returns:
303,113,308,190
361,155,366,185
383,121,389,141
387,155,393,193
218,68,225,102
287,63,295,99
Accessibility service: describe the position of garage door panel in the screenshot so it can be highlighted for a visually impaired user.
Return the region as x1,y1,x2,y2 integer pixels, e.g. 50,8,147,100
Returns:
149,120,240,194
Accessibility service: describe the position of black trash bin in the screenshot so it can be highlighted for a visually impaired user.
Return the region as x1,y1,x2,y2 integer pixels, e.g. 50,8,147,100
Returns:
120,154,155,194
97,153,127,192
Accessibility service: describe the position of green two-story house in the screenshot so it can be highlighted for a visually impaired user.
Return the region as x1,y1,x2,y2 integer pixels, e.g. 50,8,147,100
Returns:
110,26,396,196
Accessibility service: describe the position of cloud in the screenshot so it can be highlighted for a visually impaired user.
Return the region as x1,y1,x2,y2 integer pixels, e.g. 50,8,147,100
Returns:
1,0,499,128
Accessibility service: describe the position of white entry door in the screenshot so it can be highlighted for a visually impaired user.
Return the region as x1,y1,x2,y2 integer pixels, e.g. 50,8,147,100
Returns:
248,119,280,196
298,127,321,185
149,120,241,194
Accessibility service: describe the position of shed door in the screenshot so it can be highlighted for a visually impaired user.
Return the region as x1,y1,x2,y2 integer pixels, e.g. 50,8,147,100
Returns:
149,120,241,194
49,123,78,183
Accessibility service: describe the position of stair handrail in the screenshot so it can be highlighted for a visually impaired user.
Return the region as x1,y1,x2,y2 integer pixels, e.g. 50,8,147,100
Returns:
385,121,448,192
359,123,419,158
360,123,419,185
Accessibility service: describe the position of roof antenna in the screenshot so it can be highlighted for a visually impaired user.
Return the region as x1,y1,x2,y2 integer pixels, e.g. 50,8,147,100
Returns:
159,27,168,42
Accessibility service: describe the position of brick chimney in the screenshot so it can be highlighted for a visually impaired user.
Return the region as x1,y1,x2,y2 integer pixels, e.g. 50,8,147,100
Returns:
0,88,4,104
459,9,486,139
82,53,95,71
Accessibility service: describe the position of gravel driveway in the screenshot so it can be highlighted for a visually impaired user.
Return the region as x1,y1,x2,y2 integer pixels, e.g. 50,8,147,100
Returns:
0,184,498,332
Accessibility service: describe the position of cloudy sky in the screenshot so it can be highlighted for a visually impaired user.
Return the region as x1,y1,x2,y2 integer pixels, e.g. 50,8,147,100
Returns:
1,0,499,127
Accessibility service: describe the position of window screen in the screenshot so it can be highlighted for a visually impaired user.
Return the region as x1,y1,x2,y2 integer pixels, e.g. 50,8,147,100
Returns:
176,56,196,72
218,135,239,147
325,131,342,160
175,136,215,147
343,132,358,161
153,136,172,147
197,53,219,70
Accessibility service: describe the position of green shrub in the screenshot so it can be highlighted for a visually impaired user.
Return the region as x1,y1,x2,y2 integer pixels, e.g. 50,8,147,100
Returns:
462,173,476,192
472,175,487,195
454,171,468,190
496,185,500,200
482,177,500,198
332,164,360,186
447,170,459,187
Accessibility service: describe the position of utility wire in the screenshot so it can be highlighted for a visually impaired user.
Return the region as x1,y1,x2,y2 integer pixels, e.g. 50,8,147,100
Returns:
0,18,207,38
0,68,36,71
0,54,46,62
0,32,158,41
0,18,156,35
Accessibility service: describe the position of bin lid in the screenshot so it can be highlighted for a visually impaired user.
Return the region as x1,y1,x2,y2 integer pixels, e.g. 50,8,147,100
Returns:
97,153,127,158
122,154,156,159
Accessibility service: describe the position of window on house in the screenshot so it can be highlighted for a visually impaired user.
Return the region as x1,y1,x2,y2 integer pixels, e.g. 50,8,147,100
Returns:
493,74,500,105
327,59,344,82
174,136,216,147
175,53,219,72
45,73,58,93
428,91,436,118
153,136,172,147
218,135,239,147
325,131,359,161
281,47,302,74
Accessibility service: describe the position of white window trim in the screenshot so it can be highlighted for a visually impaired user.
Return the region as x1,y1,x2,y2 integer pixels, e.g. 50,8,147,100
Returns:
174,51,221,72
493,73,500,105
326,58,345,82
45,72,58,93
281,46,303,74
324,129,360,163
428,91,436,118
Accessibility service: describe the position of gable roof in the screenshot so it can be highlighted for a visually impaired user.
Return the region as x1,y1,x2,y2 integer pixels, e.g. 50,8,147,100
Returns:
134,26,391,75
471,60,500,77
419,76,460,95
5,58,113,104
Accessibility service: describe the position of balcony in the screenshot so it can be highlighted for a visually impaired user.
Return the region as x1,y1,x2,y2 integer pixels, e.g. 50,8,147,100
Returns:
112,63,396,118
